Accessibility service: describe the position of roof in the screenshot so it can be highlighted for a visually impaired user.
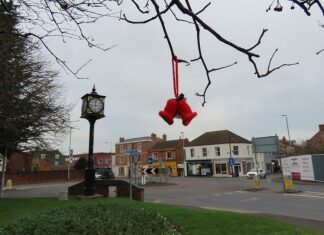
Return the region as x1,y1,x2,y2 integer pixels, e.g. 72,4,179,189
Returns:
118,136,162,144
151,140,180,150
186,130,251,147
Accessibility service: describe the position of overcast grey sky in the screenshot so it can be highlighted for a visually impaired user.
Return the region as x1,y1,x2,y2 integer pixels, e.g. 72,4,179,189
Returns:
46,0,324,155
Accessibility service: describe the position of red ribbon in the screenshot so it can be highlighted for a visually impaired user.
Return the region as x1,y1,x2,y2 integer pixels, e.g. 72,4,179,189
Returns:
172,56,179,98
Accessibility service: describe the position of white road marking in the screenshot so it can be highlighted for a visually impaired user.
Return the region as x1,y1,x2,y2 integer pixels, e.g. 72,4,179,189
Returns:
234,190,247,194
305,191,324,196
284,193,324,199
241,197,260,202
213,193,220,197
224,192,233,195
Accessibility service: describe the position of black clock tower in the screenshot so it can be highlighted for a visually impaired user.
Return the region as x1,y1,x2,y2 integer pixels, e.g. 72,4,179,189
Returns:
81,85,106,196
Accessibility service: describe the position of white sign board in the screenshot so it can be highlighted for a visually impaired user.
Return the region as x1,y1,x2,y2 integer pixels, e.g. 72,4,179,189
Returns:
281,155,314,181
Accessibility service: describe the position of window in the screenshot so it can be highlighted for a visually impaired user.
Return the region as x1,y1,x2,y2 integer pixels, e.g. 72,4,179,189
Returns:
40,153,46,159
137,143,141,150
153,152,158,160
233,146,239,155
166,152,172,159
98,159,103,164
119,145,124,153
202,148,207,157
54,161,59,166
127,144,132,150
190,149,195,158
120,156,124,163
55,154,59,159
119,167,124,176
215,147,220,156
215,163,227,174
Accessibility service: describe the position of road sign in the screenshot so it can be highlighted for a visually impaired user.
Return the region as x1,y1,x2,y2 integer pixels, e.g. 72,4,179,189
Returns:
228,157,235,166
124,150,141,155
143,168,159,175
147,157,154,164
252,136,279,153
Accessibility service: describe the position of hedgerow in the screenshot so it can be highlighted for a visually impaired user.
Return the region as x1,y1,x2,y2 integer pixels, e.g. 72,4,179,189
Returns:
0,202,182,235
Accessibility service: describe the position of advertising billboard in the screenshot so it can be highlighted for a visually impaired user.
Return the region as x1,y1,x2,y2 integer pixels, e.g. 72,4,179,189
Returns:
281,155,314,181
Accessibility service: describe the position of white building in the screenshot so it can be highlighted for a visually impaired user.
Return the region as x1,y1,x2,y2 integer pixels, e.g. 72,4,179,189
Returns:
184,130,255,177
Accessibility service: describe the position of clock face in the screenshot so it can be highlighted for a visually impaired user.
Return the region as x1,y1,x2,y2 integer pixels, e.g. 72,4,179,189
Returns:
88,98,104,113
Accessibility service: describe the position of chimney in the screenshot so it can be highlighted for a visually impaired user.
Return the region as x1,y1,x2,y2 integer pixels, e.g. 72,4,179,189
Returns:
151,133,157,141
119,137,125,143
319,124,324,132
162,134,167,141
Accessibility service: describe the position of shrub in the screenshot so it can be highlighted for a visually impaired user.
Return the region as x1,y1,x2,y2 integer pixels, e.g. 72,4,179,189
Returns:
0,202,182,235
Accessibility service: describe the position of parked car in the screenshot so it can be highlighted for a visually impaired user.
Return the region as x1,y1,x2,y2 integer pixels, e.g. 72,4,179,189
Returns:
95,168,115,179
246,169,266,179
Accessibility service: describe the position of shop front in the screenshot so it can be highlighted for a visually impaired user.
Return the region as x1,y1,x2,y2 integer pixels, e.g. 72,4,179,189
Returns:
186,160,212,176
148,161,178,176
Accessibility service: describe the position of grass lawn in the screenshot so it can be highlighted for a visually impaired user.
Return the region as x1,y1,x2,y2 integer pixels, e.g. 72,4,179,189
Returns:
0,197,322,235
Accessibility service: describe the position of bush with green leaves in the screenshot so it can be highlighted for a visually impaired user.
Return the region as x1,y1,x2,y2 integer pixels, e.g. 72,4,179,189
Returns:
0,202,182,235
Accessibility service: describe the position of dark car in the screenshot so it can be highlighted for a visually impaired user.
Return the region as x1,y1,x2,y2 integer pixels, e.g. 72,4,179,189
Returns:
95,168,115,179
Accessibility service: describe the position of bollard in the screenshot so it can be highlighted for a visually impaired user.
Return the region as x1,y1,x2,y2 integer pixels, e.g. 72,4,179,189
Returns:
108,186,117,198
5,179,12,190
58,191,68,201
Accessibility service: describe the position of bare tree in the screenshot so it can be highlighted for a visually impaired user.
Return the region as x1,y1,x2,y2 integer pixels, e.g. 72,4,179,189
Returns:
0,0,323,105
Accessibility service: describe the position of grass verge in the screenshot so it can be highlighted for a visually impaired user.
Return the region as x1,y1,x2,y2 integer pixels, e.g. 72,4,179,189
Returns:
0,197,322,235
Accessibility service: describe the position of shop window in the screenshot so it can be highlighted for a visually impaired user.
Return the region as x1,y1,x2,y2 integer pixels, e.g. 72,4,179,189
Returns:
190,149,195,158
215,147,220,156
215,163,227,174
202,148,207,157
233,146,239,155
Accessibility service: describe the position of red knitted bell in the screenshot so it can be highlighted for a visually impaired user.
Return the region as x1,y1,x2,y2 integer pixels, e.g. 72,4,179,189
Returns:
177,95,197,126
159,98,178,125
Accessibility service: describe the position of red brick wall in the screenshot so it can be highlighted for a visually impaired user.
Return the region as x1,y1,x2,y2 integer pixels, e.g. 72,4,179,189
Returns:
0,171,84,185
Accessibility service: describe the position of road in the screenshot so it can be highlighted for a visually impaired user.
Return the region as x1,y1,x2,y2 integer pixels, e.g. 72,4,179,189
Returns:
3,175,324,230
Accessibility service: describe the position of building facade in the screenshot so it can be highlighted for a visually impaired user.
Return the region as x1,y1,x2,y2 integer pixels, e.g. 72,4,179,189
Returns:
184,130,254,177
115,133,164,177
73,152,114,169
307,124,324,152
148,138,188,176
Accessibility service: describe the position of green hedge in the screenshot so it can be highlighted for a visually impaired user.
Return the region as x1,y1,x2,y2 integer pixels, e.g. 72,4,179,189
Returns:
0,202,182,235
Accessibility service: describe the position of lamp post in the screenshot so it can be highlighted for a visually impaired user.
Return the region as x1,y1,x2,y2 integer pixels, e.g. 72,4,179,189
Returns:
67,121,79,181
180,132,184,177
81,85,106,196
281,114,291,154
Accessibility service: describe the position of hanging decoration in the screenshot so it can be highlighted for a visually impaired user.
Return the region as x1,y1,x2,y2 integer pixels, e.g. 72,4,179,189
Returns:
159,56,197,126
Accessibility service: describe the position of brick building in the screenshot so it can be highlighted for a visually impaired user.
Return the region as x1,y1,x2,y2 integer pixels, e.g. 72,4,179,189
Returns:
307,124,324,152
73,152,114,169
6,152,33,173
149,138,189,176
115,133,165,177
